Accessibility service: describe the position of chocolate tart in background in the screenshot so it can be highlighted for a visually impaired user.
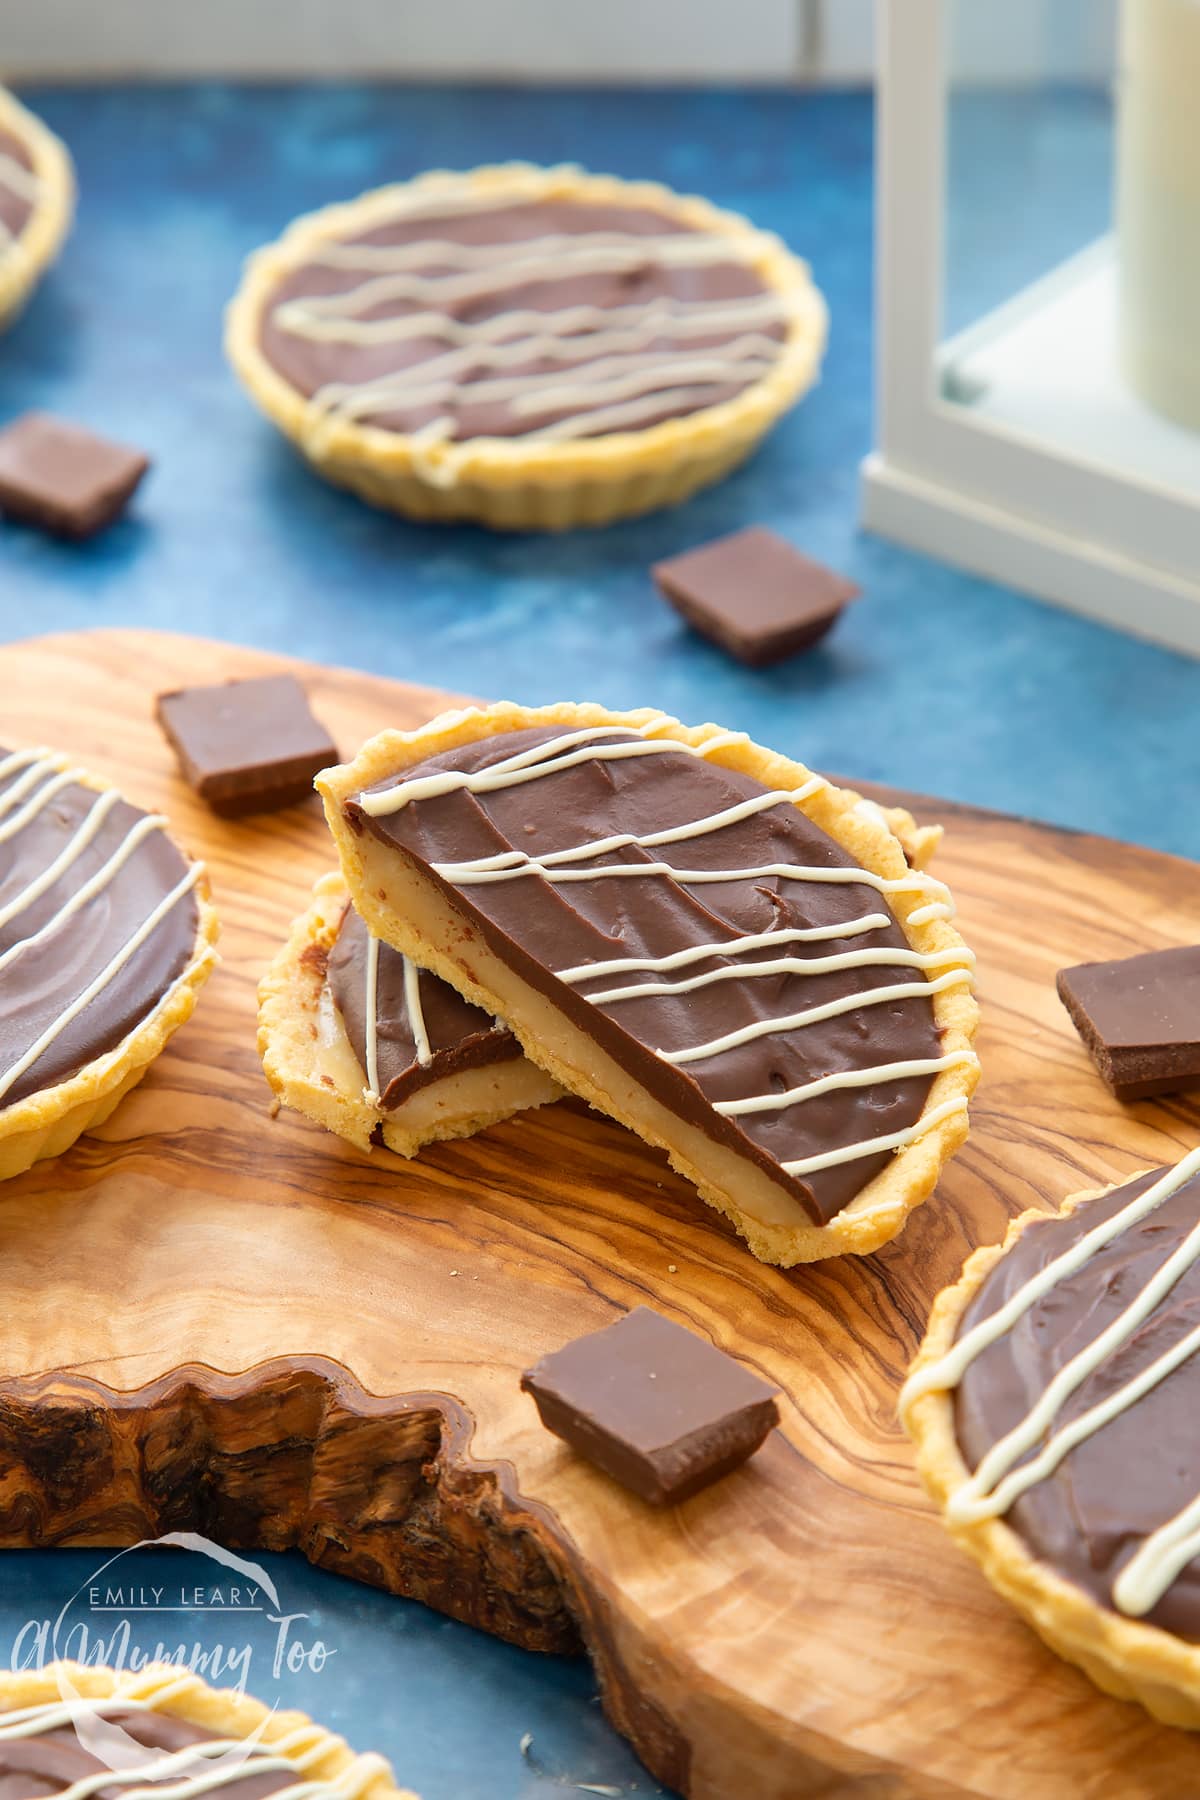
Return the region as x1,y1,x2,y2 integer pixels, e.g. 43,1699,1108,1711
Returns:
0,745,218,1179
0,1663,415,1798
902,1145,1200,1728
0,86,73,330
225,162,827,530
317,702,978,1264
258,870,561,1156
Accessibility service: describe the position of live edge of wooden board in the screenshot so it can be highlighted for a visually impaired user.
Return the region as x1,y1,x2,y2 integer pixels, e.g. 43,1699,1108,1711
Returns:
0,629,1198,1800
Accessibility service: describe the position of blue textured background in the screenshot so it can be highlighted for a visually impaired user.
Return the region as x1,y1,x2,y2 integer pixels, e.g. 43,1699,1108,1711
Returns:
0,82,1198,1800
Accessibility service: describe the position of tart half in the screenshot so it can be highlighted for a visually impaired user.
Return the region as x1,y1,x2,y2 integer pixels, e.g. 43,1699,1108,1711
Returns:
0,745,218,1178
318,703,978,1264
0,86,73,329
902,1145,1200,1727
0,1662,413,1798
225,162,827,530
259,870,561,1155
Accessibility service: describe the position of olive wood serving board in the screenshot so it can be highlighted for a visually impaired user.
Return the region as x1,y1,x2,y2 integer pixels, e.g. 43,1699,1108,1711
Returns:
1,628,1198,1800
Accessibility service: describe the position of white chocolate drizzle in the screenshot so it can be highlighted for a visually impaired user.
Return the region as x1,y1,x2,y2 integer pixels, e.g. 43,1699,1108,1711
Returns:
0,147,40,251
555,914,893,983
0,150,41,207
780,1094,969,1176
269,195,796,441
402,953,432,1067
0,1683,389,1800
900,1146,1200,1619
357,720,969,1179
361,930,381,1103
0,753,204,1107
657,967,971,1067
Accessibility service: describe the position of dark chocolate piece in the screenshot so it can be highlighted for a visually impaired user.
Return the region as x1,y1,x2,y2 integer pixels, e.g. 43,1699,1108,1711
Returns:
260,197,783,442
522,1305,779,1504
0,1701,303,1798
0,412,149,538
0,748,199,1108
327,903,521,1109
156,675,337,818
349,727,942,1226
652,527,858,667
1057,945,1200,1100
955,1163,1200,1641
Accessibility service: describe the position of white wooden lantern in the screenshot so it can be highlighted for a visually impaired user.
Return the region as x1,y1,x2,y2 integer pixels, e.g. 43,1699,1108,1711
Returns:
862,0,1200,656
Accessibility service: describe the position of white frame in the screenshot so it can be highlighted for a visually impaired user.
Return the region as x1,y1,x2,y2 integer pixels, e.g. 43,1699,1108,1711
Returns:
862,0,1200,658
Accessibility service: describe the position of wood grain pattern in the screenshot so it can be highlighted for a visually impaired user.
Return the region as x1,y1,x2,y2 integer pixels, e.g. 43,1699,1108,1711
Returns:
1,628,1199,1800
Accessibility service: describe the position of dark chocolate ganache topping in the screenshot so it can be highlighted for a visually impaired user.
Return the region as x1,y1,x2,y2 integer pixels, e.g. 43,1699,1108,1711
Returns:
259,189,787,443
0,127,37,249
347,725,963,1225
0,747,201,1110
327,901,521,1110
951,1159,1200,1640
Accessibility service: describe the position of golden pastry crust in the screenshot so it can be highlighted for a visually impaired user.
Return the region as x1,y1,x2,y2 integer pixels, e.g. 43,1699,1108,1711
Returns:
0,764,219,1182
902,1178,1200,1729
0,1662,415,1798
225,162,827,531
0,86,74,329
317,702,978,1264
258,870,561,1156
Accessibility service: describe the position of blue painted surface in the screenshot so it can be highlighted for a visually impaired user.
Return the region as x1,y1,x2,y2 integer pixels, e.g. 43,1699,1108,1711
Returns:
0,82,1197,1800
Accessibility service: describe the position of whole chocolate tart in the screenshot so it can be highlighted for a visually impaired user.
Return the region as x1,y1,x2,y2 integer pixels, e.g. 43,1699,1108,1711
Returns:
0,745,218,1179
903,1145,1200,1727
317,703,978,1264
0,1663,413,1798
0,86,73,329
258,871,561,1155
225,163,827,529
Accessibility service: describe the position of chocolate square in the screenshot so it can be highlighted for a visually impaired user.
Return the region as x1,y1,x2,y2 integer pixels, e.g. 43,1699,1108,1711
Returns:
521,1306,780,1505
652,526,858,667
1057,945,1200,1101
0,412,149,538
156,674,338,818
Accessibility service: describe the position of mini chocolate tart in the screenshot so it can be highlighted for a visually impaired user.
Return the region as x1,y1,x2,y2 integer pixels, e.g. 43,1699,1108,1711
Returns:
317,704,978,1264
225,162,827,530
0,86,74,330
0,1663,414,1798
902,1145,1200,1728
258,871,561,1155
0,746,218,1179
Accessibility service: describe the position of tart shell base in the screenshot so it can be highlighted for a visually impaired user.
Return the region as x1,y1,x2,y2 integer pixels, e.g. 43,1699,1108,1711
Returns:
298,426,766,532
904,1183,1200,1730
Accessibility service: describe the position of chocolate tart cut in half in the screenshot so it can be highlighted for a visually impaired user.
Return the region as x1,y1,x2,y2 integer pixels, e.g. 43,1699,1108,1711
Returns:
259,871,561,1156
0,85,74,329
318,703,979,1265
0,1663,414,1799
902,1144,1200,1728
224,162,827,530
0,745,218,1179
